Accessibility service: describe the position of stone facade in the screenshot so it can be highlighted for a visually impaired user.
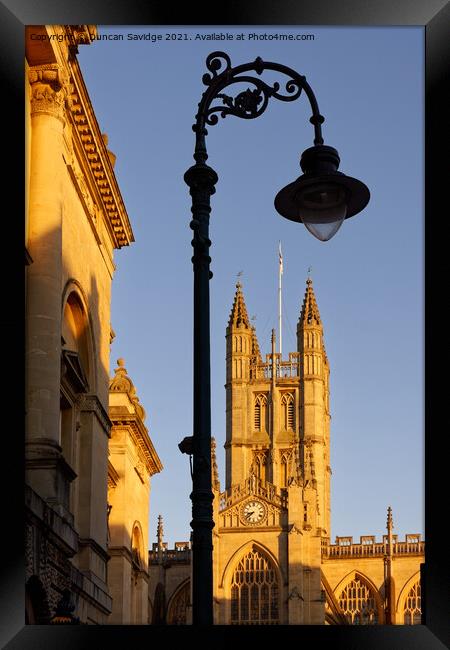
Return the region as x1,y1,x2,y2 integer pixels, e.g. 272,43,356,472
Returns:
148,280,424,625
25,25,161,625
148,517,192,625
25,24,423,627
107,360,163,624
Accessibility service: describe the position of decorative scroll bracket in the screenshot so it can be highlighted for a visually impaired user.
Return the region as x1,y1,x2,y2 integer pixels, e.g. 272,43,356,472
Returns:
191,51,325,165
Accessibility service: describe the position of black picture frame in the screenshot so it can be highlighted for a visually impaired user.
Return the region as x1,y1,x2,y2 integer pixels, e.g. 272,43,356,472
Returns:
4,0,449,647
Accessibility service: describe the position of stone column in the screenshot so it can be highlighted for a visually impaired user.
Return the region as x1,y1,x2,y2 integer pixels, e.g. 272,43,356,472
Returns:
25,64,74,511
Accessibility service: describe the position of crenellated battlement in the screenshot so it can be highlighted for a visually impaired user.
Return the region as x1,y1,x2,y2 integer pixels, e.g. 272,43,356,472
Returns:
149,541,191,565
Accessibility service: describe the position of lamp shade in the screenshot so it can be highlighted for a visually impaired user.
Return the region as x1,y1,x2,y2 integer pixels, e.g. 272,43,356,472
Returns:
274,145,370,241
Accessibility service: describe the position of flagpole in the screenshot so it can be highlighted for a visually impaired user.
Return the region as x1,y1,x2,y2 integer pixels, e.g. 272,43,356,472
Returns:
278,242,283,358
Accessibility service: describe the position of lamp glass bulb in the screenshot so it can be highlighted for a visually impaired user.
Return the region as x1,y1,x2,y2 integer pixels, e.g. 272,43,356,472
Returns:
296,184,347,242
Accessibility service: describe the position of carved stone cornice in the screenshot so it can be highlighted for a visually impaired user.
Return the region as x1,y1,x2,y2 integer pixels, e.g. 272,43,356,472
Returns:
108,460,120,488
66,66,134,249
78,537,110,563
77,394,112,436
110,416,163,477
66,25,98,47
28,64,69,122
109,358,163,476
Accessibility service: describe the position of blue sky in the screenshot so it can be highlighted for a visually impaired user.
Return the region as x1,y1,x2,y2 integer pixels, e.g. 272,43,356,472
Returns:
78,25,424,547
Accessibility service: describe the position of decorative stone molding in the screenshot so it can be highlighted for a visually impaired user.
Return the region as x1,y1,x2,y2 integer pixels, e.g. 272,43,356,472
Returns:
288,586,303,600
107,460,119,488
288,524,303,535
25,437,62,458
77,394,112,436
28,64,69,122
66,25,98,46
66,148,98,227
78,536,110,563
219,475,287,512
211,437,220,491
66,75,134,249
135,460,147,483
110,358,146,421
111,418,162,477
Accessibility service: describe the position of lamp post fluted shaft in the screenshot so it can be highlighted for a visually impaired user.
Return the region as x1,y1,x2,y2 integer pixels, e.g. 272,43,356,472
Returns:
184,50,368,625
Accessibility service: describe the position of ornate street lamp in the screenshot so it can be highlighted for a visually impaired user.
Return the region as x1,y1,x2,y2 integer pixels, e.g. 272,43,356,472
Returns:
183,51,370,625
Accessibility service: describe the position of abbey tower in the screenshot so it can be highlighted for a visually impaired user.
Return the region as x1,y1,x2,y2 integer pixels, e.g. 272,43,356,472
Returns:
210,278,330,624
148,278,424,626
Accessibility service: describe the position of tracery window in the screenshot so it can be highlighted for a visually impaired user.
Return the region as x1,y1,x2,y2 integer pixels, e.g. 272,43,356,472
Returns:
337,575,379,624
254,394,268,432
252,450,268,482
167,581,190,625
403,580,421,624
279,449,291,488
230,546,279,625
281,393,294,431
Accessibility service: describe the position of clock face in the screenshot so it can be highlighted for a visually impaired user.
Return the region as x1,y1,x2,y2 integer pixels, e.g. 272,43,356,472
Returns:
242,500,266,525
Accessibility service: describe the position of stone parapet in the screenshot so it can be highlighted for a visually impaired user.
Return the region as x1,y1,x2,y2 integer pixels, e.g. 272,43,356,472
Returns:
322,535,425,559
25,485,78,555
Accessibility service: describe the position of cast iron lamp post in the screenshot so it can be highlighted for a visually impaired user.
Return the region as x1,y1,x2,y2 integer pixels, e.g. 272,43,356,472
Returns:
182,51,370,625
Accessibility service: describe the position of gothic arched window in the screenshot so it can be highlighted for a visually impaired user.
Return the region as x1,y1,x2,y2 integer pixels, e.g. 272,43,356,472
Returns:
337,574,380,624
403,580,421,624
167,581,190,625
252,450,268,482
254,394,268,432
281,393,294,431
230,546,279,625
279,449,291,488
